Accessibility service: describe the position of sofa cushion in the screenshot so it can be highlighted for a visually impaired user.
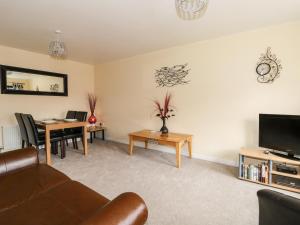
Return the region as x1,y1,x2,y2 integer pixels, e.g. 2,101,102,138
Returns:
0,164,69,212
0,180,109,225
45,181,109,220
0,148,38,177
0,192,82,225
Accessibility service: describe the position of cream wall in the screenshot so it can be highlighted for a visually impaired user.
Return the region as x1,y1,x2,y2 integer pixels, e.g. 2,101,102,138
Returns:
95,22,300,166
0,45,94,146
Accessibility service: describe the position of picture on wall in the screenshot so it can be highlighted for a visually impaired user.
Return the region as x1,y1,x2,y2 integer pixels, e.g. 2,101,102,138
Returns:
155,64,190,87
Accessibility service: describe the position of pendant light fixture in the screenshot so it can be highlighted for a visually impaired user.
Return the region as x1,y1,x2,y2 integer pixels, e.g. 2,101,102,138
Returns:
175,0,209,20
48,30,67,58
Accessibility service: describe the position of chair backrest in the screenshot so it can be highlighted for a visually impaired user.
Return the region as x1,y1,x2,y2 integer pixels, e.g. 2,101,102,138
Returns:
15,113,28,142
75,111,87,122
72,111,88,133
21,114,39,146
66,111,76,119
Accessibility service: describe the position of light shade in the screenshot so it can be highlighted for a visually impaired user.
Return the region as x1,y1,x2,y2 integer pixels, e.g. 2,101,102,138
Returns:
48,30,67,58
175,0,209,20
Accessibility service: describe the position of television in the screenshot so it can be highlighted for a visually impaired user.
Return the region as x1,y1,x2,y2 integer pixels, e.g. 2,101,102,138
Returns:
259,114,300,159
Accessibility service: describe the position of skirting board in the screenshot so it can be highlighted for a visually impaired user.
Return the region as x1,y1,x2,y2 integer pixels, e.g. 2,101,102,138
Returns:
105,137,238,167
0,138,91,153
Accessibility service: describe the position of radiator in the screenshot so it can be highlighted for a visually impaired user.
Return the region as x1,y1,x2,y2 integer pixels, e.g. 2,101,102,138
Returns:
1,125,21,151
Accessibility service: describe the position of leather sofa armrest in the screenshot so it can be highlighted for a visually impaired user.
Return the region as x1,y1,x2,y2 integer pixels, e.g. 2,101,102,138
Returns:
81,192,148,225
257,189,300,225
0,147,39,176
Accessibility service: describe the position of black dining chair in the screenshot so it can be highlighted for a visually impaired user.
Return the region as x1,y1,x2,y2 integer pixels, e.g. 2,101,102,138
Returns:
15,113,29,148
64,110,77,147
66,110,77,119
21,114,65,158
64,111,87,150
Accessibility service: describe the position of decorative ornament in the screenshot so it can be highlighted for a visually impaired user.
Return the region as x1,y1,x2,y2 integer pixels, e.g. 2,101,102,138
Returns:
155,64,190,87
256,47,282,83
50,83,59,92
153,93,175,135
48,30,67,58
88,94,97,125
175,0,209,20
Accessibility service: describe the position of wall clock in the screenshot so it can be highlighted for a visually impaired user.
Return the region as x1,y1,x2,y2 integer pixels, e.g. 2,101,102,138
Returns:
256,47,282,83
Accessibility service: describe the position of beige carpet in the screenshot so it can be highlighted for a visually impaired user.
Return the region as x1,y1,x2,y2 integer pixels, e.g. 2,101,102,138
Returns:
40,140,300,225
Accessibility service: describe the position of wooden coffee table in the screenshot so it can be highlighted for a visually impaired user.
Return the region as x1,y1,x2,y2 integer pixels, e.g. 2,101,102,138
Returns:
128,130,193,168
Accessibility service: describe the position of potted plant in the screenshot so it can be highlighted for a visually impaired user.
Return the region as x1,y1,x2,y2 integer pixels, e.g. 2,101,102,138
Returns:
154,93,175,135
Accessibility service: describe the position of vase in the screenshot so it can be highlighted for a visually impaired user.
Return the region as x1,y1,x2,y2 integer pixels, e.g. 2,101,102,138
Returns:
160,117,168,135
88,113,97,125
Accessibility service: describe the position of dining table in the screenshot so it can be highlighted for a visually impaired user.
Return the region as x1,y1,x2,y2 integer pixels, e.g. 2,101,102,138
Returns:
36,119,88,165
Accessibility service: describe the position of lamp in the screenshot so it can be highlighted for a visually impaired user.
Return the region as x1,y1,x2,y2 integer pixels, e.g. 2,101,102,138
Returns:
175,0,209,20
48,30,67,58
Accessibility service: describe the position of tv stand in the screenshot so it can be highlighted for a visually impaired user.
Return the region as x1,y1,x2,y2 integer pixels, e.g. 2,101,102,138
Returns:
239,148,300,193
270,151,300,161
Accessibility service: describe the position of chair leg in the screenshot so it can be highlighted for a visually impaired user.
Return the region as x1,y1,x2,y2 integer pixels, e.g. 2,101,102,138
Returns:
51,142,54,153
66,139,69,146
61,140,65,159
22,140,25,148
72,138,75,149
51,142,58,155
75,138,78,149
55,142,59,154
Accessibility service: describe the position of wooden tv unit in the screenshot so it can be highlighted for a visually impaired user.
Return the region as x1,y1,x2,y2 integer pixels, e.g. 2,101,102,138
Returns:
239,148,300,193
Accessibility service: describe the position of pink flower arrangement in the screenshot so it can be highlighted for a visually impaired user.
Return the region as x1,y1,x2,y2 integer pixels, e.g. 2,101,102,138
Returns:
154,93,175,120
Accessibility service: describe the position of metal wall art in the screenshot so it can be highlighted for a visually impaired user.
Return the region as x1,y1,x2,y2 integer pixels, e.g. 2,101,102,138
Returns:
256,47,282,83
155,64,190,87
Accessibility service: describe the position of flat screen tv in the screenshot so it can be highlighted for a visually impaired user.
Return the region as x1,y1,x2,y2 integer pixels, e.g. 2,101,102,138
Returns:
259,114,300,159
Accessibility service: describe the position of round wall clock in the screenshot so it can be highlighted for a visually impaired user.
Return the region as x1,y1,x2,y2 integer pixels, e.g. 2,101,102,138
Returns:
256,63,271,76
256,47,282,83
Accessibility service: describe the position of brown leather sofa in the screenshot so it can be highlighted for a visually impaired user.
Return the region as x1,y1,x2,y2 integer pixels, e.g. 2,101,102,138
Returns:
0,147,148,225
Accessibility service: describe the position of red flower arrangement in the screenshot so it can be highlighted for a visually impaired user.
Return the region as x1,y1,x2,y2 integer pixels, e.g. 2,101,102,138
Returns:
154,93,175,134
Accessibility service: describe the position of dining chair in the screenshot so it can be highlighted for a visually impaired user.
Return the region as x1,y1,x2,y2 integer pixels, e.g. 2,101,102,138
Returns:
64,110,77,147
21,114,65,158
66,110,77,119
15,113,29,148
64,111,87,150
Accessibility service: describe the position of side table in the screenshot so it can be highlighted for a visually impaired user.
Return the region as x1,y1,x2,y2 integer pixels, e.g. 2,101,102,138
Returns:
87,126,106,143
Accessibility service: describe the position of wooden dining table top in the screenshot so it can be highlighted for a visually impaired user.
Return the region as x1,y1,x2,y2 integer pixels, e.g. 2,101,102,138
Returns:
35,119,87,130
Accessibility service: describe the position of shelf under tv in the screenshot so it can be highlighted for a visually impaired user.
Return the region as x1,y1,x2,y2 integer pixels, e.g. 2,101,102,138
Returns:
239,148,300,193
269,150,300,161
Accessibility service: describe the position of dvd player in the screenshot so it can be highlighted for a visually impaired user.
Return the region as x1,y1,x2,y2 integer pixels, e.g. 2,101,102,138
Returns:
276,164,298,175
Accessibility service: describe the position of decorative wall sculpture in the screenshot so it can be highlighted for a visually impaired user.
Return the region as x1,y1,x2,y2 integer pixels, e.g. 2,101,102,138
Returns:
256,47,282,83
155,64,190,87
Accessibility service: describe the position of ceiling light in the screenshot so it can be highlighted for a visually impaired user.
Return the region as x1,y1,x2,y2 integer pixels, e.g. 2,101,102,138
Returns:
48,30,67,58
175,0,209,20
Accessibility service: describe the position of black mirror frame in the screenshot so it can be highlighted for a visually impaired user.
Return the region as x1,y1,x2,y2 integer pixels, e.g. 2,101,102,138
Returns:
0,65,68,96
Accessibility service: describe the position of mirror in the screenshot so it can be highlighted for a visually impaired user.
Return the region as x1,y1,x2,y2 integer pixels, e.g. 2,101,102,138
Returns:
1,65,68,96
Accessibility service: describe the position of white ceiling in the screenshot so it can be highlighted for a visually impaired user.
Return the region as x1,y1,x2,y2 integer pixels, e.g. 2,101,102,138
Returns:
0,0,299,64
